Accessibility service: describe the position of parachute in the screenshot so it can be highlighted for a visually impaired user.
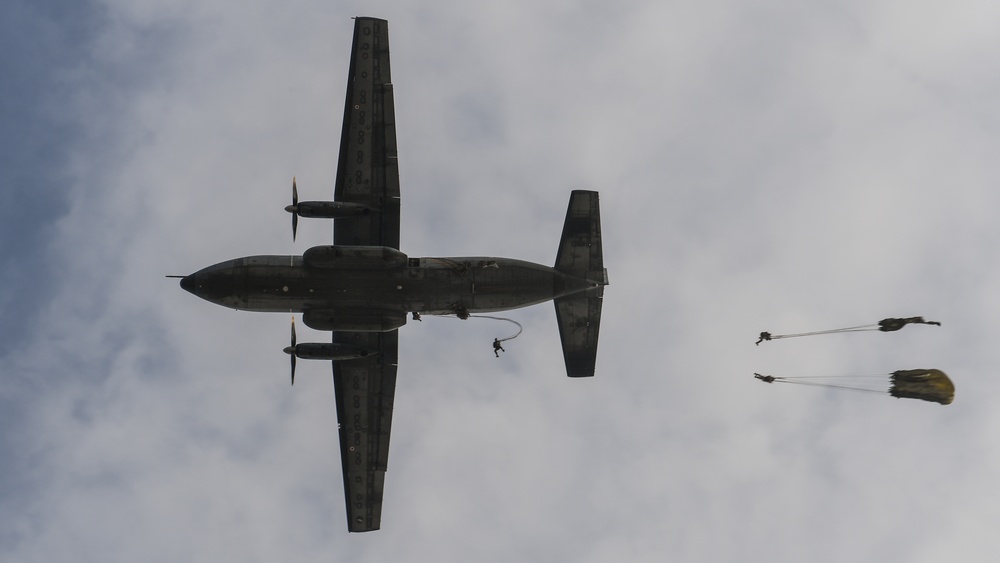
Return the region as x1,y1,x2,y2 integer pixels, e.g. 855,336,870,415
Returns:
889,369,955,405
756,317,941,345
754,369,955,405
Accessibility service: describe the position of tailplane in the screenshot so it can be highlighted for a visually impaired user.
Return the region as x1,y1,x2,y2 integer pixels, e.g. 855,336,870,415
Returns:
553,191,608,377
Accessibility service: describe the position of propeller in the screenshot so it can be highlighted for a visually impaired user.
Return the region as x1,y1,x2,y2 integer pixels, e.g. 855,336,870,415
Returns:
284,176,299,241
283,316,297,385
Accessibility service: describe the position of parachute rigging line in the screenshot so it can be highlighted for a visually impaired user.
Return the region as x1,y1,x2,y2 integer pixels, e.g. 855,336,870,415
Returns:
755,374,888,395
756,317,942,345
753,369,955,405
756,324,879,345
777,380,888,395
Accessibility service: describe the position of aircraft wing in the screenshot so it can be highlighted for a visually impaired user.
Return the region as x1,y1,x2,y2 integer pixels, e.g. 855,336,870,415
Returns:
331,330,398,532
334,17,400,248
328,17,401,534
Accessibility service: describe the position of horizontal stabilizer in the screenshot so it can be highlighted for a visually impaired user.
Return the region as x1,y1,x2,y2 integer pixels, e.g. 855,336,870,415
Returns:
553,190,606,377
554,288,604,377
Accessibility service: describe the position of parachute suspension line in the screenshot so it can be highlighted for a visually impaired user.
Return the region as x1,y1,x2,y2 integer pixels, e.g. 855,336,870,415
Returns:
765,325,878,340
762,372,890,380
755,373,888,394
769,324,880,339
773,379,887,395
757,317,942,345
756,369,955,405
756,324,879,344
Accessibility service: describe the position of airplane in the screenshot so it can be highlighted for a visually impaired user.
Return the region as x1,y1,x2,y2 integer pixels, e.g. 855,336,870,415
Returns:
177,17,608,533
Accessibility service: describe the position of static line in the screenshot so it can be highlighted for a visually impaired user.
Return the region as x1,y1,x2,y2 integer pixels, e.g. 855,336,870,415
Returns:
428,313,524,342
471,315,523,342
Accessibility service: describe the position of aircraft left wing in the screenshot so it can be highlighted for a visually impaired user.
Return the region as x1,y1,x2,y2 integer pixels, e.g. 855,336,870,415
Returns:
331,330,398,532
334,17,400,248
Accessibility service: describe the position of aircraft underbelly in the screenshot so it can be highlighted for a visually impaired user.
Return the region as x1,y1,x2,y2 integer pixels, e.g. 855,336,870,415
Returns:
469,265,557,311
403,257,559,314
244,268,406,312
193,254,570,317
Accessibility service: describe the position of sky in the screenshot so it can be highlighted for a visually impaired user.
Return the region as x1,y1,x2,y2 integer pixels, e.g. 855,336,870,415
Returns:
3,0,1000,561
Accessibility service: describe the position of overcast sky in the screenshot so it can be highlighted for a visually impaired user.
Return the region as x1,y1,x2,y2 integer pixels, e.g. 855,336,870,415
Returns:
4,0,1000,561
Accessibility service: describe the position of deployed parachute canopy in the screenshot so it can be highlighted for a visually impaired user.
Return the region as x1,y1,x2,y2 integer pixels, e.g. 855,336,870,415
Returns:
754,369,954,405
889,369,954,405
756,316,941,345
878,317,942,332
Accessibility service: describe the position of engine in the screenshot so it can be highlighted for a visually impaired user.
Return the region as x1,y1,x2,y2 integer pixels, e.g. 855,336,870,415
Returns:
289,342,373,361
303,245,408,270
303,309,407,332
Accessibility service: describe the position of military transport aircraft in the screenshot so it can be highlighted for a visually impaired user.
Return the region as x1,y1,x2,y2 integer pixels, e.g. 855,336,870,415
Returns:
177,17,608,533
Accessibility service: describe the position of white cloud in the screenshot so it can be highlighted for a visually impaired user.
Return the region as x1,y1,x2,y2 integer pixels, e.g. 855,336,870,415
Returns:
4,1,1000,562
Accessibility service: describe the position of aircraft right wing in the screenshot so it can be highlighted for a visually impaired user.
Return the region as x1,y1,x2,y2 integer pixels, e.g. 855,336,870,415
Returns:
331,330,398,532
334,17,401,249
327,17,401,533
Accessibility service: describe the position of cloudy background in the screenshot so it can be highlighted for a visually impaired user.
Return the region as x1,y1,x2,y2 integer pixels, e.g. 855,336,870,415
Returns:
4,0,999,561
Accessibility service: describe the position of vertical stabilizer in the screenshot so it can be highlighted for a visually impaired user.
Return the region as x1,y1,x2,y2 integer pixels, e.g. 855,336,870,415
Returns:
553,191,608,377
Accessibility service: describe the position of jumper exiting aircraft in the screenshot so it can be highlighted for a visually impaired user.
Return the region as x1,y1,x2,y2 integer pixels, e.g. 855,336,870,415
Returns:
176,17,608,532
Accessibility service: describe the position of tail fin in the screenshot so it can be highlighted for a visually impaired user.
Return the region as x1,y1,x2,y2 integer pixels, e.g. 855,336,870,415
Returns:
554,191,608,377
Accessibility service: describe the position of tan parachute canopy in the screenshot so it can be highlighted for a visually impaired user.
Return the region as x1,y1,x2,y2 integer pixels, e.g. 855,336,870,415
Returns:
889,369,954,405
754,369,955,405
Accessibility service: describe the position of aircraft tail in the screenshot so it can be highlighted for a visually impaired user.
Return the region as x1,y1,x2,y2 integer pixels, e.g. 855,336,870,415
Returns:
553,191,608,378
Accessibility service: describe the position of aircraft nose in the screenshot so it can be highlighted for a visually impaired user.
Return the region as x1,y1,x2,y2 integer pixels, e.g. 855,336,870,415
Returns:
180,274,196,294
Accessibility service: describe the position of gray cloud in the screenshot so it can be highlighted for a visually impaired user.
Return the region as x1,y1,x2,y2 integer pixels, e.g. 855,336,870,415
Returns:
3,1,1000,562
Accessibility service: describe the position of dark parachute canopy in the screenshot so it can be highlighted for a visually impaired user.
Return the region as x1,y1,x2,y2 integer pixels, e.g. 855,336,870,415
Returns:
754,369,955,405
889,369,954,405
756,317,941,345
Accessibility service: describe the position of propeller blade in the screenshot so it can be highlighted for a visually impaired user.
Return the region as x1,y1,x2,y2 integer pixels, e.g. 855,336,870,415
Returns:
291,177,299,241
284,316,297,386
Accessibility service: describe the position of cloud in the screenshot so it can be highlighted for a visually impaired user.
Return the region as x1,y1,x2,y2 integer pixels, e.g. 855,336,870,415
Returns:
4,1,1000,562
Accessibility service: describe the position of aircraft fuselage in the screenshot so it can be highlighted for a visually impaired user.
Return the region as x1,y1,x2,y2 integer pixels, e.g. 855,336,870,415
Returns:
180,247,596,331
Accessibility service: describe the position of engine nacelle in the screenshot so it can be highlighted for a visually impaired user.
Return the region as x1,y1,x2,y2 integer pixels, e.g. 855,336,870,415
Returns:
291,342,374,361
303,309,407,332
303,245,408,270
295,201,372,218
